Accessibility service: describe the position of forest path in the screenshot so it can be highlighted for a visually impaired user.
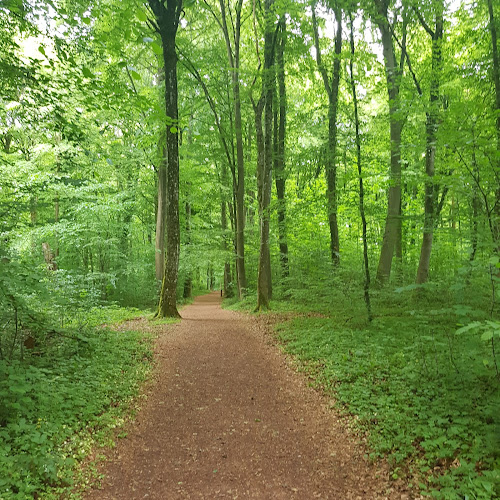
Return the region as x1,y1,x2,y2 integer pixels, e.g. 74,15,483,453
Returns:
86,292,406,499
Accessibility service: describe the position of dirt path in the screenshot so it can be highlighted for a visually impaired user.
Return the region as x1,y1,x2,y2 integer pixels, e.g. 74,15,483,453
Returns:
86,292,408,499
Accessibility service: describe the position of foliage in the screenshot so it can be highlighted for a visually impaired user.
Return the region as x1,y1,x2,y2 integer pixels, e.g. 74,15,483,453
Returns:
0,308,153,499
260,266,500,499
2,0,500,497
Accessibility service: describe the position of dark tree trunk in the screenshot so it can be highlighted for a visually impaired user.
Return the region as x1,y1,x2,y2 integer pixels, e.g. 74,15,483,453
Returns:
155,139,167,281
312,5,342,266
274,15,289,279
487,0,500,256
183,201,192,299
220,160,234,298
349,14,372,322
219,0,247,298
148,0,183,318
255,0,275,311
374,1,404,286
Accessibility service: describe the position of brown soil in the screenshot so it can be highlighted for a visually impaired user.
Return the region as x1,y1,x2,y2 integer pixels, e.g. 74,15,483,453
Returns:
86,292,412,499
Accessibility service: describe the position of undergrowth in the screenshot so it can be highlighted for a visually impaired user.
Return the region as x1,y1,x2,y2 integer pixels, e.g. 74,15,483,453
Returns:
227,268,500,499
0,306,154,499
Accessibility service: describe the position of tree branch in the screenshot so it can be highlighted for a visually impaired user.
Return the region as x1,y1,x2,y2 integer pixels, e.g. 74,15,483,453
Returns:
311,3,332,96
414,7,435,38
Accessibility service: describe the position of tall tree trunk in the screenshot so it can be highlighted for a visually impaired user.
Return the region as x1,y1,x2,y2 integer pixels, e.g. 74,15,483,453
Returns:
255,0,274,311
312,5,342,266
349,14,372,322
416,2,444,284
183,201,192,298
155,139,167,281
148,0,183,318
374,1,404,286
221,199,233,297
219,0,247,298
220,160,234,297
274,15,289,279
487,0,500,255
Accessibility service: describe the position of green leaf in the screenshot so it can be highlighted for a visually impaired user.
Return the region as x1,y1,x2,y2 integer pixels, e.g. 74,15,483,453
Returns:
488,256,499,266
82,17,91,25
82,67,93,78
136,9,147,22
170,126,178,133
130,70,141,80
480,331,494,342
38,45,46,56
484,320,500,330
151,42,163,55
455,321,481,335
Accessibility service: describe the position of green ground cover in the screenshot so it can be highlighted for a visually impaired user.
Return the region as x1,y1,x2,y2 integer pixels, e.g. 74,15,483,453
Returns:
226,275,500,499
0,307,154,499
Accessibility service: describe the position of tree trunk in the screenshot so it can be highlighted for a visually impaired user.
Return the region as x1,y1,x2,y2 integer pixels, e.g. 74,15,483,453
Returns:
148,0,182,318
274,15,289,279
416,2,444,284
487,0,500,256
256,0,274,311
183,201,192,299
374,2,403,286
219,0,247,298
155,138,167,281
221,160,234,298
312,5,342,266
349,14,372,321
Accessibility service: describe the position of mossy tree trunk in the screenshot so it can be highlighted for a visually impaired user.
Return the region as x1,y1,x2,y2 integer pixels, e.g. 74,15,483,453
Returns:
148,0,183,318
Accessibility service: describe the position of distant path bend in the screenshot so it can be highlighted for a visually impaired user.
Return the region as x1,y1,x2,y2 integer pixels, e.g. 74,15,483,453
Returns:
86,292,406,499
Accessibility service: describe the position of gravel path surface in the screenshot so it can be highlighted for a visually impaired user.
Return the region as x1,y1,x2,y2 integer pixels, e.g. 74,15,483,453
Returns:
86,292,409,499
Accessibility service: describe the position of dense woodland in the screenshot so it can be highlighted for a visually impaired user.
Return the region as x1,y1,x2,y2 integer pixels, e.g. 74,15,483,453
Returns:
1,0,499,498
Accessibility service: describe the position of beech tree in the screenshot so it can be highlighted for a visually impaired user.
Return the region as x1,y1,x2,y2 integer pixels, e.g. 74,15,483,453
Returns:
311,2,342,266
371,0,406,285
147,0,183,318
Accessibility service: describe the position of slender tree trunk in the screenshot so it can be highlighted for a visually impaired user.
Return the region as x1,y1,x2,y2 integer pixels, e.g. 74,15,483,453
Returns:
219,0,247,298
274,16,289,280
221,199,233,297
374,2,403,285
416,2,444,284
148,0,182,318
470,176,480,262
183,201,192,298
312,5,342,266
220,160,234,297
155,138,167,281
349,14,372,321
487,0,500,255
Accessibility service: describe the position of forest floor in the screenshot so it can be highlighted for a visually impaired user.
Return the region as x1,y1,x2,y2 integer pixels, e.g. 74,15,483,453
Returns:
85,292,413,499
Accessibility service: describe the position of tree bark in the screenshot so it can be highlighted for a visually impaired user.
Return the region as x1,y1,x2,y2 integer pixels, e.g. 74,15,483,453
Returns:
374,1,403,286
220,160,234,297
255,0,274,311
416,1,444,284
487,0,500,256
155,139,167,281
148,0,183,318
312,5,342,266
183,201,192,299
274,15,289,279
219,0,247,298
349,14,372,321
